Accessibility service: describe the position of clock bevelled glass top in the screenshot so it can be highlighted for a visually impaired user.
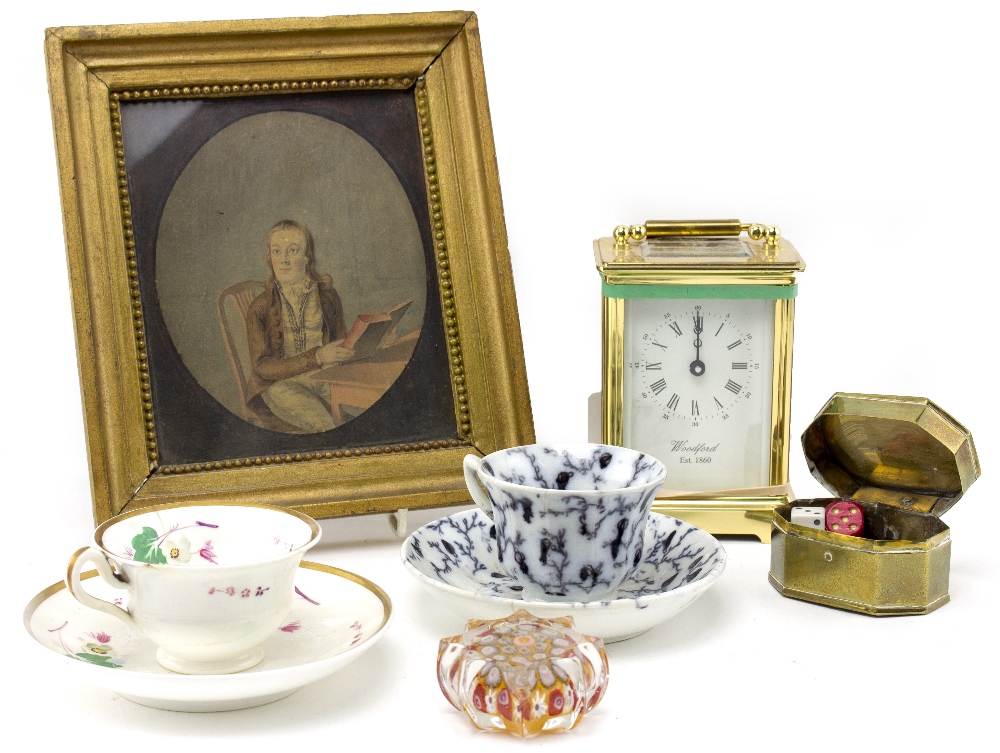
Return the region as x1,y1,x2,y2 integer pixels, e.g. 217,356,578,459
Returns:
595,221,805,540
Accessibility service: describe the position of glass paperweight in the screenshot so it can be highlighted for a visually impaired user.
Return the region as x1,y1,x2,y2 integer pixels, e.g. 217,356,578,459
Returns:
437,609,609,737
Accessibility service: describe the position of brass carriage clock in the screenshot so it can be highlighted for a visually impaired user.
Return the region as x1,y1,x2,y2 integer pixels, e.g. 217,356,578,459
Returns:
595,220,805,542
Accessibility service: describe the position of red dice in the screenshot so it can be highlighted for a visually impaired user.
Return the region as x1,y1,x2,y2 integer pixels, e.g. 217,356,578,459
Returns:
825,500,864,536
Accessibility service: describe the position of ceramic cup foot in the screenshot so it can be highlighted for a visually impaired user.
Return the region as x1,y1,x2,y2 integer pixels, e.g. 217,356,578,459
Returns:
155,644,265,675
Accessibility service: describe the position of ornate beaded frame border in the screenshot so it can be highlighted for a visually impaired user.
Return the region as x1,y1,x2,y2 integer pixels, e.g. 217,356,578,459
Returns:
45,12,534,524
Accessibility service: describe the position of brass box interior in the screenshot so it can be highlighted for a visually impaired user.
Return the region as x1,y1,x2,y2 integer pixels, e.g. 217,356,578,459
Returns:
770,499,951,616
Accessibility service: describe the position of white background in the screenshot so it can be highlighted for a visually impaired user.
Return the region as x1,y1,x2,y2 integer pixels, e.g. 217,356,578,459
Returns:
3,1,997,750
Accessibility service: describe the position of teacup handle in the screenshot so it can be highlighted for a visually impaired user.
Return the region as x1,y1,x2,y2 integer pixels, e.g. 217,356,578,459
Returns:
66,547,138,630
463,455,494,520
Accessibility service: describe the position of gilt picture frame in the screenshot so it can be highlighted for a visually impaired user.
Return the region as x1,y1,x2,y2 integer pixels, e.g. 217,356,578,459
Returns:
45,11,534,525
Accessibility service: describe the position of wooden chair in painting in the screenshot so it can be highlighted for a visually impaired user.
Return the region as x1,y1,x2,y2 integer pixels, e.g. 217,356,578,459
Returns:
216,280,297,433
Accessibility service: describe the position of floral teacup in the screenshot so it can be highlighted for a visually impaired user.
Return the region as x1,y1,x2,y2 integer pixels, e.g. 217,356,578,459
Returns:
463,443,666,602
67,502,320,674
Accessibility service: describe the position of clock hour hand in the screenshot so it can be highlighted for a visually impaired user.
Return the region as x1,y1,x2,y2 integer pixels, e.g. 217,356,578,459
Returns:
689,313,705,376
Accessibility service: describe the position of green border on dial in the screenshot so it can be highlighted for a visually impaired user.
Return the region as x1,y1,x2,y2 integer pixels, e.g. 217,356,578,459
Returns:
602,283,797,300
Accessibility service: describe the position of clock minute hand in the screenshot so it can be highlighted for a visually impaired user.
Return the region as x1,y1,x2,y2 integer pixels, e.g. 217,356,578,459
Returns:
689,313,705,377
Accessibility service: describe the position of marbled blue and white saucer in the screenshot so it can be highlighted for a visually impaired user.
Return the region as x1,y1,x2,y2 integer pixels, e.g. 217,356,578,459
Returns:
401,510,725,642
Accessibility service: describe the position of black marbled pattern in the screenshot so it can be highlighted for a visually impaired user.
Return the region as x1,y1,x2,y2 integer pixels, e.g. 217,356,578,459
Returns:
471,444,667,601
481,444,663,492
404,510,724,602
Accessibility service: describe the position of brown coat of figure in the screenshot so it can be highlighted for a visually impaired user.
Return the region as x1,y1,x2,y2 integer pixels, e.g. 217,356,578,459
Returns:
244,220,351,432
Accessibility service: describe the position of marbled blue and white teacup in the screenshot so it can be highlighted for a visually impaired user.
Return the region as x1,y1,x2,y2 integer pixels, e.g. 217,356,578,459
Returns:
463,444,666,602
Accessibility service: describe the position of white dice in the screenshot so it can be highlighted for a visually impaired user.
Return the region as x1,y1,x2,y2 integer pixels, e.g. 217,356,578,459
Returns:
790,506,826,530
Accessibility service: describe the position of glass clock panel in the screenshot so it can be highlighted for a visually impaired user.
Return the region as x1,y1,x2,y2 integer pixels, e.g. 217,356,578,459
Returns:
622,297,775,492
641,237,750,259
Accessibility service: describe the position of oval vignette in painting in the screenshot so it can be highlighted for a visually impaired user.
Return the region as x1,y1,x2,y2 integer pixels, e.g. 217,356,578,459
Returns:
154,111,427,434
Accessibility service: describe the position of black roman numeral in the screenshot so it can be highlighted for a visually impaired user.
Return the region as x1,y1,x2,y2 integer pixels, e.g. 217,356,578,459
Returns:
666,393,680,410
646,362,662,370
725,380,742,394
727,340,743,350
650,379,667,395
691,400,699,416
715,323,725,336
669,322,682,336
732,362,748,369
714,397,724,409
651,340,668,351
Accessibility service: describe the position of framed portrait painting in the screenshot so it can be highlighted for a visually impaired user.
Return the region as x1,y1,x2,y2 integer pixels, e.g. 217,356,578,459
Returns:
45,12,534,524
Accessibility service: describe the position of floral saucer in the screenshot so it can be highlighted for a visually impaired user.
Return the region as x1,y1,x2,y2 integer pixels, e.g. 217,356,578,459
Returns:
401,510,725,642
24,561,391,712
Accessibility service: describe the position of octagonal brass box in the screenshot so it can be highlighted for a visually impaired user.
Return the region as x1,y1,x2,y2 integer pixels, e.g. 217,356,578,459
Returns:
769,393,979,616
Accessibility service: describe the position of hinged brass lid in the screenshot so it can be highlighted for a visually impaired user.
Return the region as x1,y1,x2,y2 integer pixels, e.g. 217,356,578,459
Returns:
801,393,980,517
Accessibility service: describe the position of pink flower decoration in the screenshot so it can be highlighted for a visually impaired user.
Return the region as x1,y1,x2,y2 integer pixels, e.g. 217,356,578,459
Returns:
199,540,219,564
90,632,112,644
280,621,301,633
295,586,320,605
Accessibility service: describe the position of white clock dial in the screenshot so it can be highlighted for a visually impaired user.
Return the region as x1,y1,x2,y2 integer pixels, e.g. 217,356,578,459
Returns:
622,297,775,492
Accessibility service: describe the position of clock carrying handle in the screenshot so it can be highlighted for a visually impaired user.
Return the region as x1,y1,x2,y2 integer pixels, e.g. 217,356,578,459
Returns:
613,220,780,249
